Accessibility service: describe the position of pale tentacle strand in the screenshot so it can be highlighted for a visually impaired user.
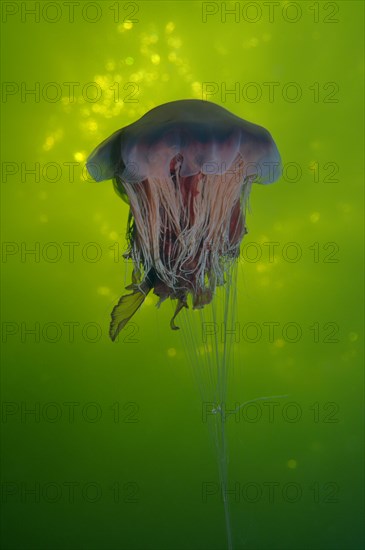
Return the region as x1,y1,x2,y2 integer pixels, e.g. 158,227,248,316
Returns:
121,155,252,299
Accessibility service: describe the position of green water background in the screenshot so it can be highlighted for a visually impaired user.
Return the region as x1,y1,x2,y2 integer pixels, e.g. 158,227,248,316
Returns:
1,1,364,549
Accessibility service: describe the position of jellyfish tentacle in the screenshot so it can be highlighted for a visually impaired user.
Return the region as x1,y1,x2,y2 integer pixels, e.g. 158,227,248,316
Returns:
170,295,188,330
109,274,154,342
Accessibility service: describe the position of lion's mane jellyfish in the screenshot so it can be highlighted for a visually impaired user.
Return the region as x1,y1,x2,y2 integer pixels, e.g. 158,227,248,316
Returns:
88,100,281,549
87,100,281,341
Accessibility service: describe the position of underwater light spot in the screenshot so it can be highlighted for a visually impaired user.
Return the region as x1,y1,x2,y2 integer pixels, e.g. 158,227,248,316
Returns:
141,33,158,46
149,34,159,44
87,120,98,132
243,37,259,49
74,151,85,162
130,71,143,82
100,222,109,235
126,108,137,118
214,43,228,56
125,57,134,66
109,231,119,241
310,140,322,151
151,54,160,65
287,459,297,469
256,263,268,273
123,21,133,30
98,286,111,296
274,339,285,349
167,347,177,358
191,82,201,95
95,75,108,88
146,72,159,82
111,105,124,117
106,61,115,71
249,37,259,47
341,349,357,362
310,441,324,452
349,332,358,342
43,136,54,151
198,344,213,355
165,22,175,34
310,212,320,223
167,37,182,49
338,202,351,214
259,276,270,287
39,215,48,224
168,52,177,62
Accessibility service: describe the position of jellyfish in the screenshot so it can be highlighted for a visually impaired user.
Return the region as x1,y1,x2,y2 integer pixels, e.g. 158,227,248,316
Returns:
87,100,281,341
87,100,281,549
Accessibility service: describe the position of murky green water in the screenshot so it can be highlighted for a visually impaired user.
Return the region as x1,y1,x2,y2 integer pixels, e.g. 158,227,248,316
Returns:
1,1,364,549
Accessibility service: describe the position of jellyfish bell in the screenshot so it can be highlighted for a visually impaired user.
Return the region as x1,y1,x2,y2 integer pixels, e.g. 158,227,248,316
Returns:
88,100,280,183
87,100,281,340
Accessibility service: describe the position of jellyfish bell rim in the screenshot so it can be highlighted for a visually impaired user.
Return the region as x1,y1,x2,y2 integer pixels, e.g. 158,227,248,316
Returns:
86,99,281,185
250,146,282,185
